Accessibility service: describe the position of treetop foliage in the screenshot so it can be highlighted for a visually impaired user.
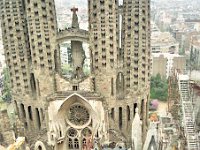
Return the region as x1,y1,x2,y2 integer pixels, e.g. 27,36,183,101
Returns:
150,74,168,101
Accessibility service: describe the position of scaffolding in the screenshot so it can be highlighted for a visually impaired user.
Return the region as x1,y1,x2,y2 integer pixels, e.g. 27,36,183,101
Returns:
178,74,199,150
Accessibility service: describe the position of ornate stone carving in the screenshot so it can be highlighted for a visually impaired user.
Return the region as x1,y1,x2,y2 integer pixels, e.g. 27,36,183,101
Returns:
67,128,78,138
67,104,90,126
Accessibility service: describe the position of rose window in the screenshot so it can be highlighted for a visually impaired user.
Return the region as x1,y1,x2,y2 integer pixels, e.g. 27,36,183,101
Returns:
67,104,90,126
67,128,78,137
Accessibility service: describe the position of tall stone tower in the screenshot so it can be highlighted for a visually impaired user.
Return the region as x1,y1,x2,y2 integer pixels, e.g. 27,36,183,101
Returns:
0,0,151,149
0,0,31,97
0,0,58,139
88,0,119,96
122,0,151,136
89,0,151,143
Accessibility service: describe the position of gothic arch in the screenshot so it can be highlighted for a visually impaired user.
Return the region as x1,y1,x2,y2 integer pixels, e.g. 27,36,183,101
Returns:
58,93,99,129
20,103,26,118
34,141,46,150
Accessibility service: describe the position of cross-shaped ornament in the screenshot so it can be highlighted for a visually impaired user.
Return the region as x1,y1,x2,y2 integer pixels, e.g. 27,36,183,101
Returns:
71,7,78,13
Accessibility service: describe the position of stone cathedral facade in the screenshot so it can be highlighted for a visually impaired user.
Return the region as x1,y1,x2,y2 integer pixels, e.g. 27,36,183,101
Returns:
0,0,151,149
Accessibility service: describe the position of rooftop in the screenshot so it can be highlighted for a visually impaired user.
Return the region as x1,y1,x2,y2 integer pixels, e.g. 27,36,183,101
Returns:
151,32,178,46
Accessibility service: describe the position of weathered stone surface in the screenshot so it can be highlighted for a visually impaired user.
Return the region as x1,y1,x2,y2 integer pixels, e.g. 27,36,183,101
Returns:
0,0,151,149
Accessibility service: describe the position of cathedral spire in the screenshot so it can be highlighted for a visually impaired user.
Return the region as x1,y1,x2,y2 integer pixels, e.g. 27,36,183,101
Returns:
132,108,142,150
71,7,79,29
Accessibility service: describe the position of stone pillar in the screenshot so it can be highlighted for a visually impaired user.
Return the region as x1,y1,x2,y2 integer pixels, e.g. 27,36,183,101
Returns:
115,108,119,130
33,108,40,130
39,108,44,128
44,104,49,130
130,105,134,122
104,104,110,141
79,137,82,150
13,100,19,115
146,95,150,127
121,107,123,130
65,138,68,150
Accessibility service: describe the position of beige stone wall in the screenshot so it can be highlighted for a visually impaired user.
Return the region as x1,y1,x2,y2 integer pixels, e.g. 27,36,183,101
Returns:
152,55,167,78
79,77,91,91
55,74,72,91
55,74,92,92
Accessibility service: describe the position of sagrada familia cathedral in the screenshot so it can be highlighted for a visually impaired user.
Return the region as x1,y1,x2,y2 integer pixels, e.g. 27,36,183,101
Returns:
0,0,151,149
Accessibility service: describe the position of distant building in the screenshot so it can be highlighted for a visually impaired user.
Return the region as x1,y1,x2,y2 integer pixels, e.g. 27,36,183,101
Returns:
151,21,160,33
152,54,167,78
60,43,72,65
190,35,200,70
181,31,199,55
152,53,186,78
170,22,200,54
151,32,179,54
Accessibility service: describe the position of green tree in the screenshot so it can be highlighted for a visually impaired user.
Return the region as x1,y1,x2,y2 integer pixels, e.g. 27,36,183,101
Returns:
83,65,90,76
150,74,168,101
1,68,12,102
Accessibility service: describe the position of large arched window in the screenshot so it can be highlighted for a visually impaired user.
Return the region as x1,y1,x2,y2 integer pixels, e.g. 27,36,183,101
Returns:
30,73,36,95
35,108,41,129
111,78,114,96
20,103,26,118
141,99,144,120
119,107,122,129
67,128,79,149
127,105,130,121
28,106,33,120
